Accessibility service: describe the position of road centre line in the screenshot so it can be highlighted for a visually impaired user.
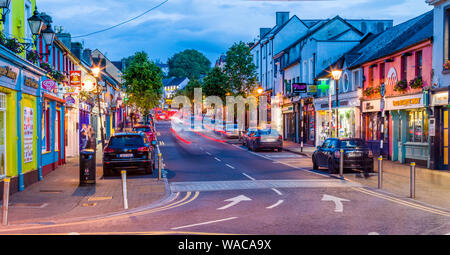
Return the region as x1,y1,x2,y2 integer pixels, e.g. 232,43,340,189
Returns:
226,164,235,169
266,200,284,209
206,152,212,156
171,217,238,230
242,173,256,181
214,157,221,162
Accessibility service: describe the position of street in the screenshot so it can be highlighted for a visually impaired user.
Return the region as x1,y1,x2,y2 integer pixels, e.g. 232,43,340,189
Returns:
2,120,450,235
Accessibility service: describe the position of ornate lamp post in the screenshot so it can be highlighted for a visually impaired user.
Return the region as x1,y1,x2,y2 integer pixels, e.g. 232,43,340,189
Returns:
331,69,343,138
0,0,11,23
92,66,106,150
27,7,45,46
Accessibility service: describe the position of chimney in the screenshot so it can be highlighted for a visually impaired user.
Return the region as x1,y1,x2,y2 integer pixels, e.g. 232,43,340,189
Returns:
259,28,271,39
71,42,83,60
57,32,71,49
276,12,289,27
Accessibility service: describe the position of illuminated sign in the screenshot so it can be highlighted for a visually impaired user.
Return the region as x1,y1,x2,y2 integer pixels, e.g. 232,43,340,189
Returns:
81,75,96,92
42,79,56,91
70,71,81,87
292,83,307,93
392,98,421,107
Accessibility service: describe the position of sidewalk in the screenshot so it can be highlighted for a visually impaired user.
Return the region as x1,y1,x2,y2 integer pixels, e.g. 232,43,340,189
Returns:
282,140,315,157
1,144,167,225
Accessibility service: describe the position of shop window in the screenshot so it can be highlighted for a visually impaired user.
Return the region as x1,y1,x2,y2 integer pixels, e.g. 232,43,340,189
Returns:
42,101,50,152
407,110,428,143
416,50,422,78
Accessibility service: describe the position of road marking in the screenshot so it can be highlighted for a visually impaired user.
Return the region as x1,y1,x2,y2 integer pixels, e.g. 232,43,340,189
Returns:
206,152,212,156
368,232,380,235
242,173,256,181
226,164,235,169
214,157,221,162
217,195,252,210
271,188,283,196
266,200,284,209
321,194,350,213
171,217,238,230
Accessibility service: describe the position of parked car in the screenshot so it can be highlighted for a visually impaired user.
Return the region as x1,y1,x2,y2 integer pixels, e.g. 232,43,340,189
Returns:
103,132,155,176
241,128,258,147
132,125,157,147
312,138,374,174
223,121,239,139
248,129,282,152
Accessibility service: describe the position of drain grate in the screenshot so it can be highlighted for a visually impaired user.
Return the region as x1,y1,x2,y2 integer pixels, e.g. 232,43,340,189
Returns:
40,190,63,194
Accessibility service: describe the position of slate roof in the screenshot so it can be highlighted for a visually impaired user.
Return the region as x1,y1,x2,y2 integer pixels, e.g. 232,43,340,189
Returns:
348,10,433,68
163,77,188,87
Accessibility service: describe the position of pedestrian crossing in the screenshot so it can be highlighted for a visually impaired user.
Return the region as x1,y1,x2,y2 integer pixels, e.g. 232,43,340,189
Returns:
169,179,362,192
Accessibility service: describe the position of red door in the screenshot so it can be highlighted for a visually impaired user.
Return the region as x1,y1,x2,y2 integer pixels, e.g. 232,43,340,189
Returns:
56,110,62,166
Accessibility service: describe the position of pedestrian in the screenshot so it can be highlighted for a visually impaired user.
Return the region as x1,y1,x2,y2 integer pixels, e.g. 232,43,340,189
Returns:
80,124,88,150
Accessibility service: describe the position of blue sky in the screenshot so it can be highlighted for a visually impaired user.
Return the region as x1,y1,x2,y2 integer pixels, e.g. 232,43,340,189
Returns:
38,0,432,64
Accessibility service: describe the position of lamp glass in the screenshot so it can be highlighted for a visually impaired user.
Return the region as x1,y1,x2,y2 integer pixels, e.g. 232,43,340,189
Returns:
331,70,342,80
42,26,56,46
0,0,11,9
28,11,45,36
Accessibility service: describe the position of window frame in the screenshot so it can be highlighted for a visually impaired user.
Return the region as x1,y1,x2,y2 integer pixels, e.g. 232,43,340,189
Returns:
416,50,423,78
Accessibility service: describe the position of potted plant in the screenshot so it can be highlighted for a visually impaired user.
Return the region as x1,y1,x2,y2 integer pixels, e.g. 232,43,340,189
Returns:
363,85,381,97
51,70,66,83
394,80,408,92
444,60,450,70
40,62,53,74
409,77,423,89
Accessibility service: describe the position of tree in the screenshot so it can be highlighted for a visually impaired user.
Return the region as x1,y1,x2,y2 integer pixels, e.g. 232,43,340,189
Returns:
168,49,211,79
123,51,163,115
175,79,203,100
202,67,230,102
224,41,257,95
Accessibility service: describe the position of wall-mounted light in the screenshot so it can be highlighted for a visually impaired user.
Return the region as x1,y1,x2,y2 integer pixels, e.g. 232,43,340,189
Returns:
0,0,11,23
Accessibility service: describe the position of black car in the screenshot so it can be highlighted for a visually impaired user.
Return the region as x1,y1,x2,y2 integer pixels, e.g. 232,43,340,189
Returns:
103,132,155,176
241,128,258,147
312,138,374,174
248,129,283,152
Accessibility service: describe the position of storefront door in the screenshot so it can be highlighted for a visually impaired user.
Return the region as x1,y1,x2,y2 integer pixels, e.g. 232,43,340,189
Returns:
442,108,449,169
0,104,5,178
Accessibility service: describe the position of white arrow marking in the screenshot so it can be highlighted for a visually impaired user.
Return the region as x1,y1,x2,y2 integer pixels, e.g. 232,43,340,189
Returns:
321,194,350,213
217,195,252,210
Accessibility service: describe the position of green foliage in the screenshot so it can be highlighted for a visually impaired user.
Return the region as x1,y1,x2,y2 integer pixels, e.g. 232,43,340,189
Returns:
224,41,257,96
168,49,211,79
202,67,230,102
123,51,163,114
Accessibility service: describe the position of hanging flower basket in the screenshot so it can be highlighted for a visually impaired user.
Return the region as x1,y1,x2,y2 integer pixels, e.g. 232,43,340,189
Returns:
4,38,25,54
26,50,40,64
363,85,381,97
40,62,53,74
394,80,408,92
51,70,66,83
409,77,423,89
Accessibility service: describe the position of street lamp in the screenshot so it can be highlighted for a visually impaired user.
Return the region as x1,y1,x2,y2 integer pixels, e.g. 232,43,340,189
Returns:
42,24,56,47
256,87,264,95
27,8,45,42
331,68,342,138
92,66,106,150
0,0,11,23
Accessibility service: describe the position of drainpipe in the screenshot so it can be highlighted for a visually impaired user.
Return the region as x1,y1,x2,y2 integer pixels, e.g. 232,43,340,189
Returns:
17,91,24,191
37,90,43,181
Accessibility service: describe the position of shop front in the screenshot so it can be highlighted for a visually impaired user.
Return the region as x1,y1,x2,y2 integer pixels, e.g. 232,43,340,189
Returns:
300,98,315,145
282,103,295,142
430,90,449,170
361,99,389,157
387,93,429,167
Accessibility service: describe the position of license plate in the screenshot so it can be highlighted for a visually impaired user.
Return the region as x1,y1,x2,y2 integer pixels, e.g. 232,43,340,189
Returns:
349,152,362,157
263,138,277,142
118,154,133,158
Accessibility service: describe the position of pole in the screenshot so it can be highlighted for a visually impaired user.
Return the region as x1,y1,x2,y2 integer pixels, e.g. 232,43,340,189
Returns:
97,85,105,150
378,156,383,189
335,79,339,138
2,178,10,225
410,162,416,198
121,170,128,209
300,99,304,152
157,145,162,181
339,149,344,179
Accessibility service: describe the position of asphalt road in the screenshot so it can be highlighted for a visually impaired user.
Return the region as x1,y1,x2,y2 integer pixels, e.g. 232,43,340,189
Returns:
3,120,450,235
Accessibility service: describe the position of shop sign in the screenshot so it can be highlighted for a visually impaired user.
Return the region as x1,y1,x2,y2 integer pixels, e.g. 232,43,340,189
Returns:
24,76,39,89
42,79,57,91
362,100,380,112
23,107,34,163
431,92,448,106
385,94,423,110
81,75,96,92
70,71,81,87
307,85,317,94
63,86,79,94
65,95,76,107
282,105,293,113
293,83,307,93
0,66,18,81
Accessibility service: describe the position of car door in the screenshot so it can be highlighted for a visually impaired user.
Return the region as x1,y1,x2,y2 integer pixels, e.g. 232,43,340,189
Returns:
317,139,330,166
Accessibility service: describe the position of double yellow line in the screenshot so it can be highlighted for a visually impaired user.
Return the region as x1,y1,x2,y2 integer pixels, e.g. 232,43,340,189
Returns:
0,191,200,234
353,187,450,217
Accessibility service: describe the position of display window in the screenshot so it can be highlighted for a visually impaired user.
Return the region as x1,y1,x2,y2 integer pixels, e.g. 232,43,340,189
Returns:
407,109,428,143
42,100,50,152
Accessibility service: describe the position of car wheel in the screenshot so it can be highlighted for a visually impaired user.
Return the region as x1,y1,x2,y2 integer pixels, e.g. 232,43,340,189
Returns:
328,159,337,174
312,156,319,170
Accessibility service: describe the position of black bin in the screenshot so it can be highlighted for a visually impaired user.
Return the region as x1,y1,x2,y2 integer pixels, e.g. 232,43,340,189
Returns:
79,149,96,185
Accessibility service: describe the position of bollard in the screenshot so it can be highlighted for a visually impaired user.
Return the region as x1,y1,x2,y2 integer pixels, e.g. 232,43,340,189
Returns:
157,145,162,181
339,149,344,179
410,162,416,199
378,156,383,189
2,178,10,225
121,170,128,210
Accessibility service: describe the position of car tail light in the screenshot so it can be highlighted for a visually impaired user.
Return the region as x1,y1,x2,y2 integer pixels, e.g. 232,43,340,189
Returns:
278,135,282,140
334,150,340,158
138,146,149,152
104,147,114,153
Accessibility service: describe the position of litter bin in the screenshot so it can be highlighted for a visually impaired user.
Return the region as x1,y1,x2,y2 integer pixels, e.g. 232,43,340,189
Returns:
80,149,96,185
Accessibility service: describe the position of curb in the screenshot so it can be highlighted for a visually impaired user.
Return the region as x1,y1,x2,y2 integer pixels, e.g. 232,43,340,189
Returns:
282,148,312,158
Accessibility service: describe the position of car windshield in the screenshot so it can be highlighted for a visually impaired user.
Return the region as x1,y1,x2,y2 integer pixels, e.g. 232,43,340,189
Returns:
340,139,366,148
133,127,152,132
109,135,145,147
258,129,279,137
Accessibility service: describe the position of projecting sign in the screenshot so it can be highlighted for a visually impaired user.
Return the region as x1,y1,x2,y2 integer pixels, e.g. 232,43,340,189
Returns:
81,75,96,92
42,79,57,91
70,71,81,87
292,83,307,93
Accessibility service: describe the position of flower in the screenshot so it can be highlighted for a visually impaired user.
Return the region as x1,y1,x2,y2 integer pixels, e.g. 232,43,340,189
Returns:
26,50,40,64
4,38,25,54
444,60,450,70
394,80,408,92
409,77,423,89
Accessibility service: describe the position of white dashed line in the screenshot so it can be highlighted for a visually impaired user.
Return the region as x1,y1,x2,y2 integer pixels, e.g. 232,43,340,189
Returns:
266,200,284,209
214,157,221,162
206,152,212,156
271,188,283,196
242,173,256,181
226,164,235,169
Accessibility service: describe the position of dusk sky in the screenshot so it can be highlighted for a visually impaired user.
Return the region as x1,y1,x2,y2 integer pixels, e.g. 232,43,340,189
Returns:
38,0,433,64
